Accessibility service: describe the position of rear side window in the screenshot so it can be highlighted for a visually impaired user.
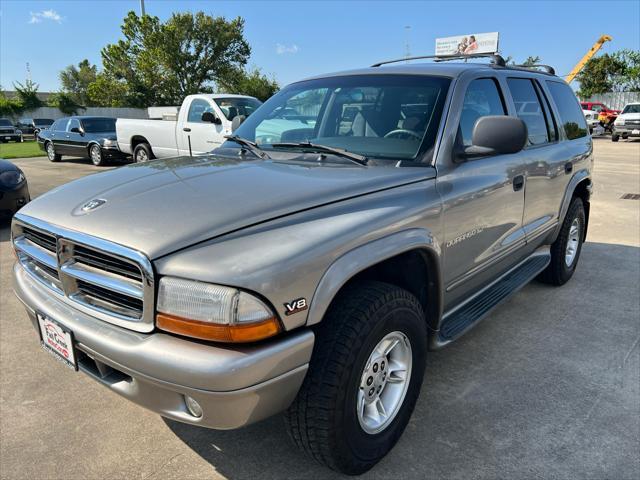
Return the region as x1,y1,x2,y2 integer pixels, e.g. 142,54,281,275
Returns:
52,119,68,131
547,81,588,140
507,78,556,146
459,78,506,146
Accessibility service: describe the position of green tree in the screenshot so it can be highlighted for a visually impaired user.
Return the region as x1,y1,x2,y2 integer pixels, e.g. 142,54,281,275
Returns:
13,79,43,111
217,67,279,101
91,11,251,107
614,49,640,91
0,89,24,117
521,56,540,67
576,53,627,97
47,92,86,115
87,73,130,107
59,59,98,106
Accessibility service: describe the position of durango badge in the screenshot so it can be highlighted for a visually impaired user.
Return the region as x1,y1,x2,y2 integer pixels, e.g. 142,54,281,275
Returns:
284,297,308,316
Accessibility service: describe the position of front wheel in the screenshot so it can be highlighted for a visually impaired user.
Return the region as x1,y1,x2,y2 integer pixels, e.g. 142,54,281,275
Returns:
89,144,105,166
46,142,61,162
285,281,427,475
539,197,585,285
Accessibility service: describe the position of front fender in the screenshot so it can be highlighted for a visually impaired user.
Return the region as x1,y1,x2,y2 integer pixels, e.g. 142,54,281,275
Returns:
306,229,440,326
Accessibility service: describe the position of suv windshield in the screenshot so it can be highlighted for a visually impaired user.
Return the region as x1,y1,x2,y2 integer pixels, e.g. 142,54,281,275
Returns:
622,104,640,114
81,118,116,133
0,119,12,127
214,97,262,121
232,75,451,161
34,118,54,127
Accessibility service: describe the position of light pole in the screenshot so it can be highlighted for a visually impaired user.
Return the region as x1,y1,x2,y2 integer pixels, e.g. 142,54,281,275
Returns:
404,26,411,61
140,0,145,16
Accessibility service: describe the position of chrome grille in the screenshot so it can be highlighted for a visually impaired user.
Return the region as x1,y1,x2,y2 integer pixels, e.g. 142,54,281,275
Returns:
12,215,154,333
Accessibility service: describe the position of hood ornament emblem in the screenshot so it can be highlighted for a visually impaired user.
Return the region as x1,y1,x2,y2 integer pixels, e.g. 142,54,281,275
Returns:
81,198,107,212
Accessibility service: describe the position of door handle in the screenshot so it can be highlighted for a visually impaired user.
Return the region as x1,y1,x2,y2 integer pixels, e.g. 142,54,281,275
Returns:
513,175,525,191
564,162,573,174
183,127,191,132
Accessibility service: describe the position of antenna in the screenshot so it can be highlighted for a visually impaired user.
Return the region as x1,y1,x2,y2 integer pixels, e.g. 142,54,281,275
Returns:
404,26,411,62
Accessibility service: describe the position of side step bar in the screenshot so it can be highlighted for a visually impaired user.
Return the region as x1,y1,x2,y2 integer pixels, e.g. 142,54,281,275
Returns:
434,251,551,348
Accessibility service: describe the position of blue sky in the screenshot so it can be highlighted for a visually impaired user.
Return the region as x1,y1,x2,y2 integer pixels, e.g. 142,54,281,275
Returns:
1,0,639,92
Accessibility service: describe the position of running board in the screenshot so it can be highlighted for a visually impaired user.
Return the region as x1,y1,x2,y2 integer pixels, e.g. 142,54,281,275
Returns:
435,252,550,347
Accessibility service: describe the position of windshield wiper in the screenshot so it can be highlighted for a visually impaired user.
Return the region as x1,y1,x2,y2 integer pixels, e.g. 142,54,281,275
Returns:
271,141,368,166
224,135,270,160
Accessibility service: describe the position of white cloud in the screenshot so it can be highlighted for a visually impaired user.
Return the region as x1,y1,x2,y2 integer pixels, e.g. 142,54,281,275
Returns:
276,43,299,55
29,9,63,24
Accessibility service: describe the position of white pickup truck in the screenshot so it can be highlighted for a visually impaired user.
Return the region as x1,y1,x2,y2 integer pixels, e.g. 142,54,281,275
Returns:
116,94,262,162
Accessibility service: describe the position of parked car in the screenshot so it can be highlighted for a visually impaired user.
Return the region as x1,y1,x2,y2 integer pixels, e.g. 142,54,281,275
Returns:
37,116,127,166
580,101,620,132
12,56,592,475
17,118,54,136
0,159,29,221
0,118,23,143
583,109,601,133
32,118,55,137
116,94,262,162
612,102,640,142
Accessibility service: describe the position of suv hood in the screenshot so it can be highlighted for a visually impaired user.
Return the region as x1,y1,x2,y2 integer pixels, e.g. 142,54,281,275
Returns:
18,154,433,259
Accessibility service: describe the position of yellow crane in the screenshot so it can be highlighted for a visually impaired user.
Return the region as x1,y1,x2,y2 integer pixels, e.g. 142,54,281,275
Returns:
565,35,613,83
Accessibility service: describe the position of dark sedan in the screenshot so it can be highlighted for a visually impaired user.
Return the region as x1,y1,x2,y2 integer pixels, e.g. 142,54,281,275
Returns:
0,159,30,222
37,116,127,166
17,118,54,136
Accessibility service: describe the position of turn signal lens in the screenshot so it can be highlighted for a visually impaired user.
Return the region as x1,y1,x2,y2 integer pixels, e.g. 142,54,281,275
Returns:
157,313,280,343
156,277,281,342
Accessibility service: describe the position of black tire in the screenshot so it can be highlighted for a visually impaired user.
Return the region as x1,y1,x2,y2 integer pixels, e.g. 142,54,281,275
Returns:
612,134,619,142
133,143,153,163
539,197,585,286
45,141,61,162
284,281,427,475
89,144,106,166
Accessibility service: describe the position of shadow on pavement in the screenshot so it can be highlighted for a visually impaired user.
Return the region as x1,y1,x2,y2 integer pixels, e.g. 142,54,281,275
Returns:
163,241,640,480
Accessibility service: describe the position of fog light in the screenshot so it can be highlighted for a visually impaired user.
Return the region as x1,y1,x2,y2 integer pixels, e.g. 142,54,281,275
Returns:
184,395,203,418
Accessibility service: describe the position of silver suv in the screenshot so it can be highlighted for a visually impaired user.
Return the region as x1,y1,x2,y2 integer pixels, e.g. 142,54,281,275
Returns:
12,54,592,475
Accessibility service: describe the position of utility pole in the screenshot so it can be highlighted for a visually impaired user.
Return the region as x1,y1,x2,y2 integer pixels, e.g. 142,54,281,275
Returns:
404,26,411,61
140,0,146,16
26,62,32,83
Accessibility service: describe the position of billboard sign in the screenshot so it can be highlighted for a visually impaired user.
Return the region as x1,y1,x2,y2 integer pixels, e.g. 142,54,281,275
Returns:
435,32,499,56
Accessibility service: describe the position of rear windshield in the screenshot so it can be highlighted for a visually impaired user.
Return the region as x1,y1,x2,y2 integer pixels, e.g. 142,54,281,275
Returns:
233,74,451,161
214,97,262,121
81,118,116,133
622,104,640,114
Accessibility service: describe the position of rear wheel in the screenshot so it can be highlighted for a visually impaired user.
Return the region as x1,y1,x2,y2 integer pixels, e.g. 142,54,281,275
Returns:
46,142,61,162
539,197,585,285
133,143,153,163
285,281,427,475
89,144,106,166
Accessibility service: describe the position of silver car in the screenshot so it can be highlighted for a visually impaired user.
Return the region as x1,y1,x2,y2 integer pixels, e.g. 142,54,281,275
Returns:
12,54,592,474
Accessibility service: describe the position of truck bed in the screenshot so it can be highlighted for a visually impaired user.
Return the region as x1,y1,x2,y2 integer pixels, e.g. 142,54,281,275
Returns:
116,118,179,158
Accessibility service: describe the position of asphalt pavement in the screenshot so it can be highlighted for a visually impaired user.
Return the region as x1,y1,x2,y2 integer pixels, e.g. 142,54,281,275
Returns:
1,140,638,479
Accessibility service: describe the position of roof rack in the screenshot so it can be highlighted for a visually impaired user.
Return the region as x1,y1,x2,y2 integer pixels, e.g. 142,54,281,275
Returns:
512,64,556,75
371,53,506,68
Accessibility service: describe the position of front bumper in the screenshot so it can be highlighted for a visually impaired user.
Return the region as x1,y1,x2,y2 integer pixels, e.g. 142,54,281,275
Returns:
102,145,129,160
1,133,21,142
613,125,640,137
0,184,30,220
14,263,314,429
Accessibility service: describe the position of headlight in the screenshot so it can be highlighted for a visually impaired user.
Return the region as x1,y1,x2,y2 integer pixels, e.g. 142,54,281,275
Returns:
0,170,25,187
103,139,117,147
156,277,280,342
614,118,625,126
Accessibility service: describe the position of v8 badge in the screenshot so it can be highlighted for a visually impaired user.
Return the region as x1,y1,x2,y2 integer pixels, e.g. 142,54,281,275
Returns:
284,297,308,316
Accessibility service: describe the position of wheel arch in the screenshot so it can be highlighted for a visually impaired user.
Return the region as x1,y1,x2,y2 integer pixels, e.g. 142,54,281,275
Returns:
306,229,443,333
131,135,152,154
86,141,101,155
552,171,592,243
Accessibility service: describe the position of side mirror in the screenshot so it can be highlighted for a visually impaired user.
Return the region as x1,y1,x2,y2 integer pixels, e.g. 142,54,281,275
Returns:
201,111,222,124
460,116,527,160
70,127,83,135
231,115,246,132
